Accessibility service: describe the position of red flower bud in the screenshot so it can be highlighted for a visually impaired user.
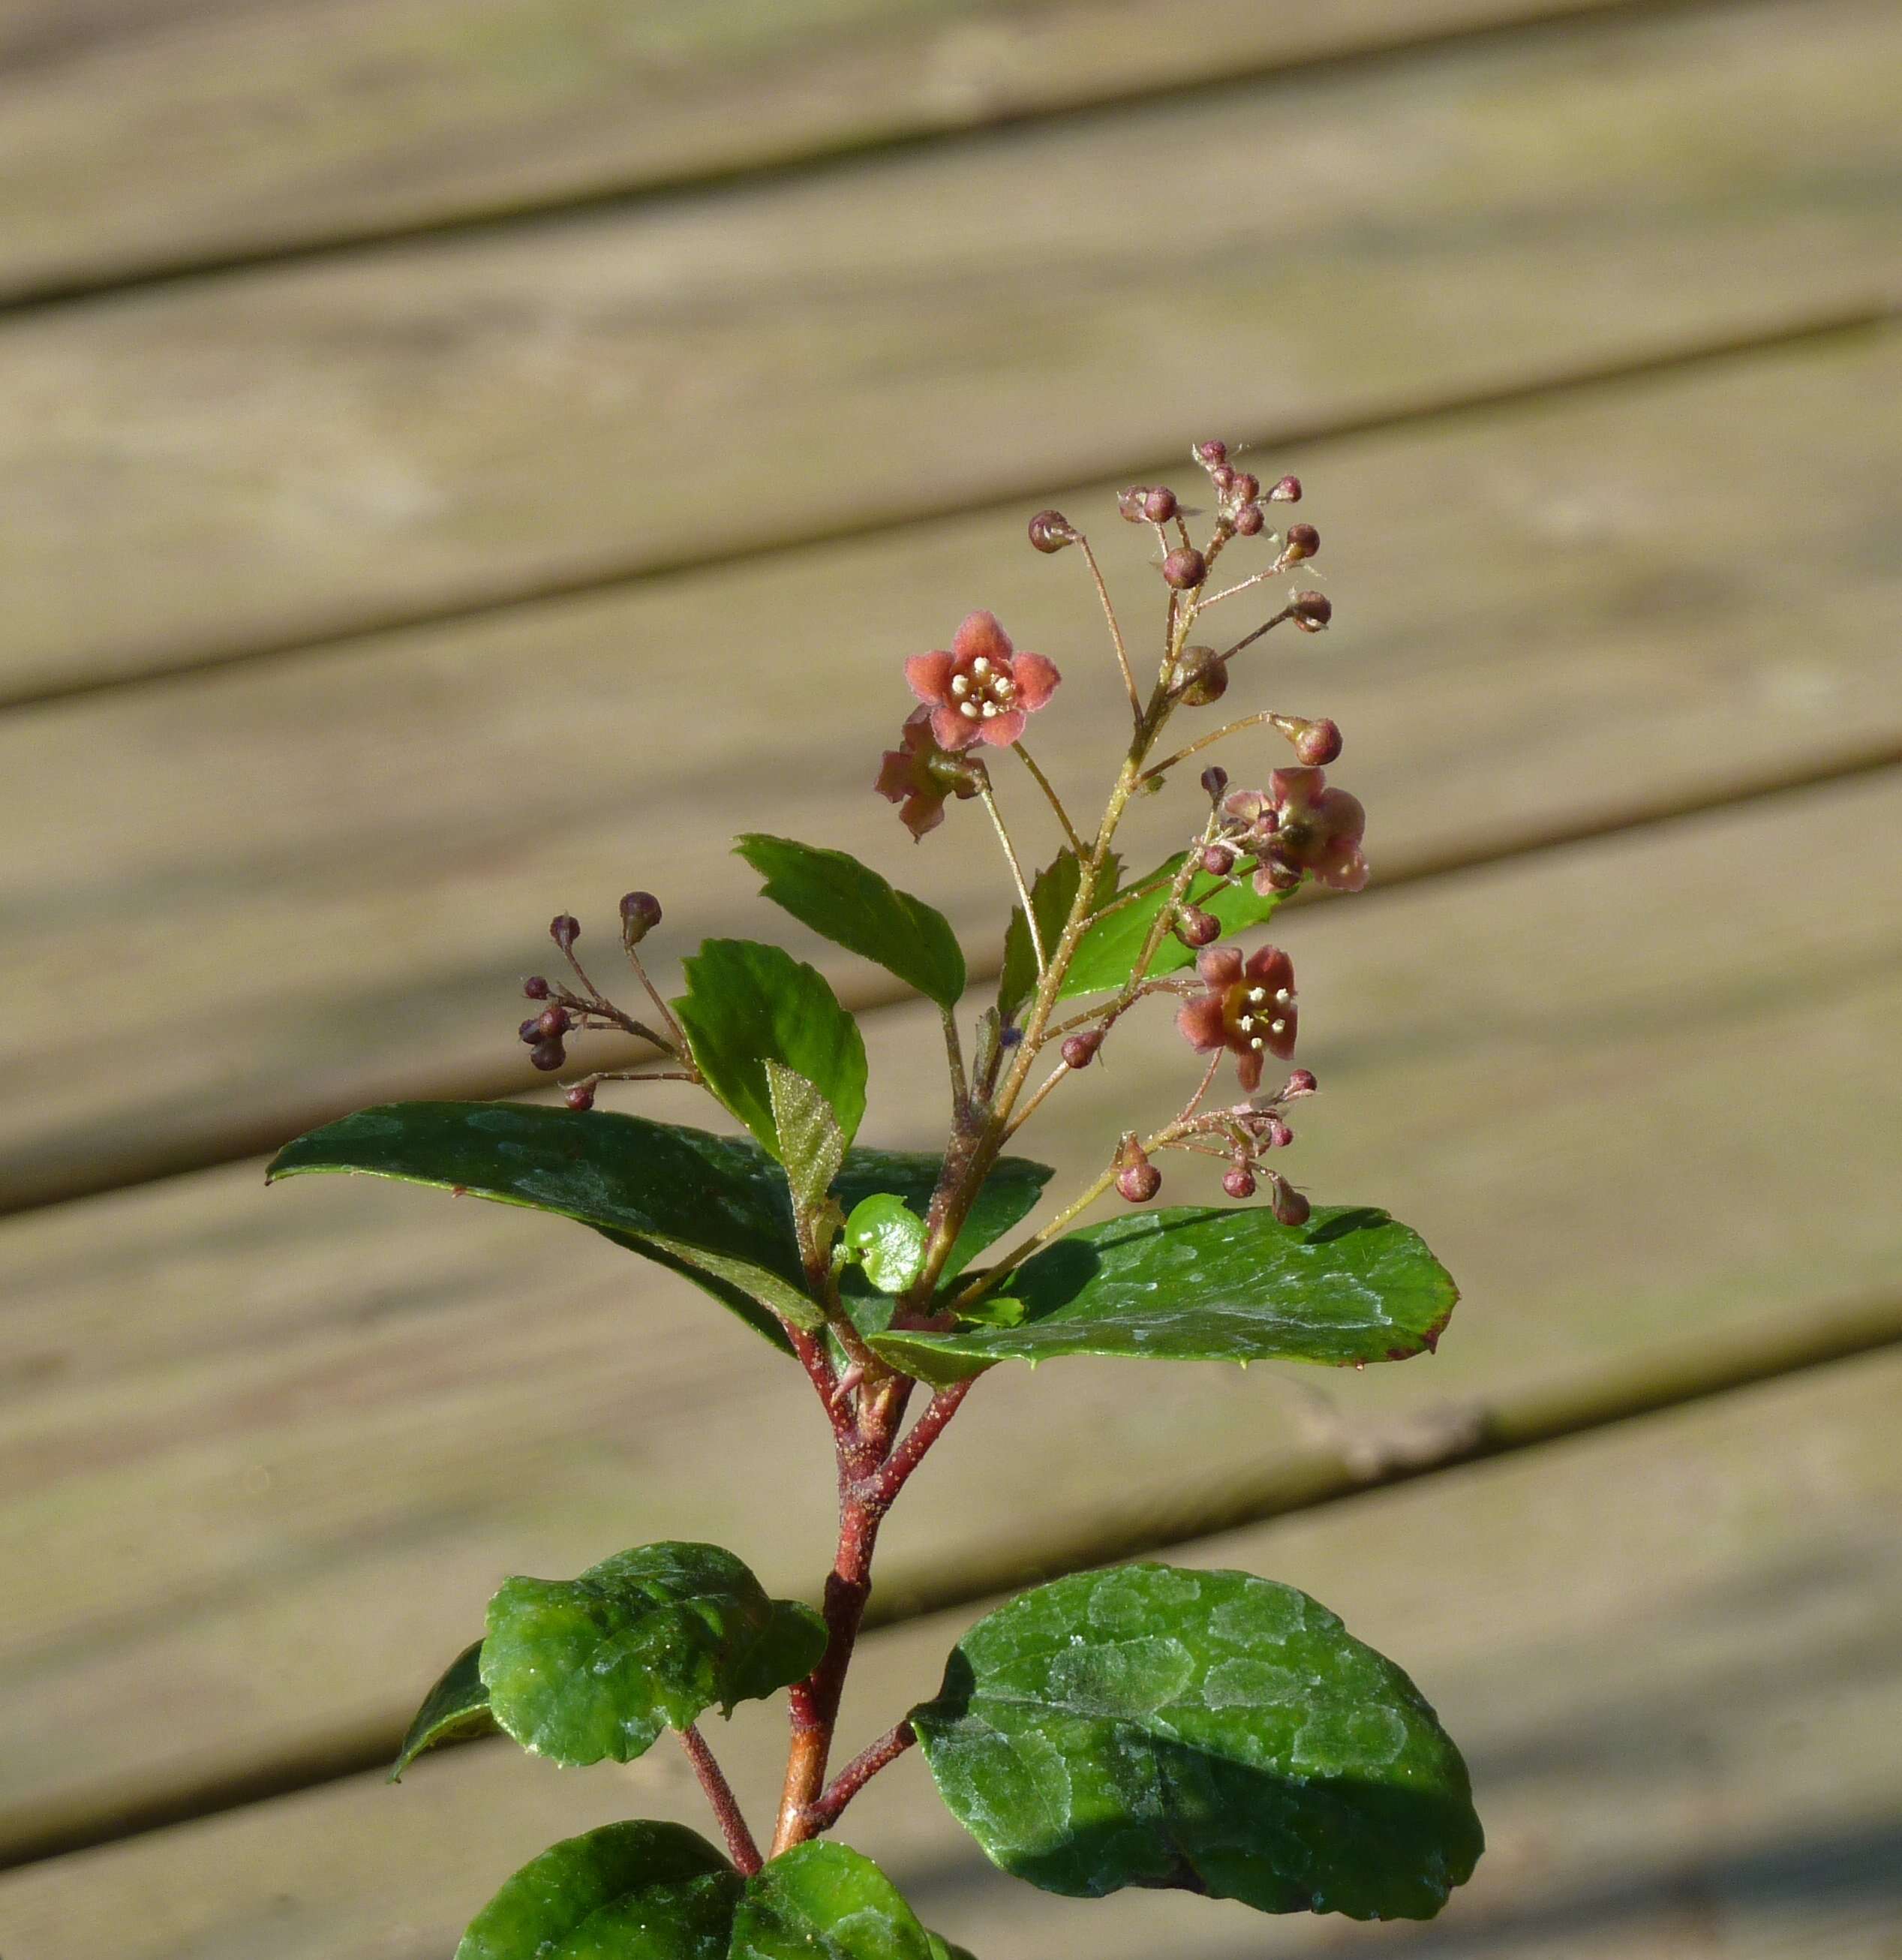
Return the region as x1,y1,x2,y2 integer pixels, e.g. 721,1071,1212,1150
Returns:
535,1005,572,1040
1061,1030,1103,1070
1200,843,1237,876
1293,718,1342,765
1270,1178,1311,1228
1269,475,1302,503
1027,508,1075,553
1162,547,1207,591
1222,1167,1257,1201
1200,765,1229,800
1291,590,1332,630
1284,522,1320,563
1194,440,1228,467
1174,904,1220,948
1232,503,1265,537
1260,1114,1294,1150
619,891,663,944
1118,1160,1162,1204
549,914,581,951
1118,486,1152,523
529,1038,566,1072
1209,464,1236,494
1230,471,1260,504
564,1082,596,1111
523,975,551,1000
518,1018,542,1044
1282,1069,1318,1098
1143,486,1179,525
1172,645,1227,706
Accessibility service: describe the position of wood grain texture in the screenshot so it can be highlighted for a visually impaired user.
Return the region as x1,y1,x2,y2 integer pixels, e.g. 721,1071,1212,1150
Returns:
3,1342,1896,1957
3,769,1899,1863
2,0,1897,699
6,326,1899,1209
0,0,1657,306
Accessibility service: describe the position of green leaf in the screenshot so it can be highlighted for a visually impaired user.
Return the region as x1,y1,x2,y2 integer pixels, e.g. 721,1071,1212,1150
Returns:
925,1937,977,1960
736,834,966,1012
481,1542,826,1767
389,1640,494,1781
268,1102,819,1348
676,939,869,1159
1063,853,1287,999
765,1063,845,1216
269,1105,1051,1355
998,849,1098,1024
456,1820,741,1960
912,1564,1483,1921
843,1194,929,1295
732,1842,936,1960
873,1205,1456,1381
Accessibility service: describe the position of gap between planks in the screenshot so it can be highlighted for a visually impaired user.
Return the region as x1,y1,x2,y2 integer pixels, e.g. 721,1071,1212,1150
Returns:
0,0,1731,319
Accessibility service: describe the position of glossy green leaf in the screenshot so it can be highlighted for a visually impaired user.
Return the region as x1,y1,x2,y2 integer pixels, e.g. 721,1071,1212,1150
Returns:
389,1640,494,1781
269,1105,1051,1356
998,849,1104,1024
765,1063,844,1216
912,1564,1483,1921
481,1543,826,1766
736,834,966,1012
456,1820,741,1960
675,939,869,1158
1062,853,1287,999
731,1842,936,1959
843,1194,929,1295
873,1205,1456,1381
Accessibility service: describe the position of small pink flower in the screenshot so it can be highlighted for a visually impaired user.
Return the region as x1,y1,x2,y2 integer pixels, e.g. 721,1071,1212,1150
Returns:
1176,944,1298,1093
876,708,985,840
905,611,1060,752
1240,767,1367,894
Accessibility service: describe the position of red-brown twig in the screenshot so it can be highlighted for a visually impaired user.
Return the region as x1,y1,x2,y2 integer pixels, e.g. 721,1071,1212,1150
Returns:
677,1724,762,1874
809,1721,918,1832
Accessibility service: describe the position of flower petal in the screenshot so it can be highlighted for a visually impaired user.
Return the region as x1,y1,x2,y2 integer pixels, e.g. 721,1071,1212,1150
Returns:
931,702,980,750
1007,651,1061,711
1235,1049,1264,1093
875,750,914,804
975,708,1028,747
1176,996,1227,1052
906,651,957,705
1195,945,1244,988
1265,1007,1298,1060
952,610,1014,665
901,793,946,841
1244,945,1294,994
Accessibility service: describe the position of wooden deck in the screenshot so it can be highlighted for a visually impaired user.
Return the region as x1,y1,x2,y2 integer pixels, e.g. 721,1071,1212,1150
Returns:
2,2,1898,1955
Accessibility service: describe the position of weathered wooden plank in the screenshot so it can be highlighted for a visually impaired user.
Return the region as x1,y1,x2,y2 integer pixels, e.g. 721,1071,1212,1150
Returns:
0,0,1654,308
3,1339,1896,1957
2,0,1897,699
6,325,1899,1210
2,770,1898,1864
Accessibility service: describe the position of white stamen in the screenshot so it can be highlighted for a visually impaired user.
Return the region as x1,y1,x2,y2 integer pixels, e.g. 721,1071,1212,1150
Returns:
1275,988,1293,1005
951,676,969,696
960,701,981,719
981,702,999,717
1249,1037,1265,1051
1247,987,1267,1004
972,656,991,675
994,678,1015,699
1270,1018,1288,1035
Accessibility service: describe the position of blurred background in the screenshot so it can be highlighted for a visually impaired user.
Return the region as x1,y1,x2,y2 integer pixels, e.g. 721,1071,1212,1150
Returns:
2,2,1899,1955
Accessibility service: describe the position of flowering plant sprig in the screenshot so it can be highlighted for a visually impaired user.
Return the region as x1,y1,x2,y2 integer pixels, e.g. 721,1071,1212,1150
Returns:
270,443,1480,1956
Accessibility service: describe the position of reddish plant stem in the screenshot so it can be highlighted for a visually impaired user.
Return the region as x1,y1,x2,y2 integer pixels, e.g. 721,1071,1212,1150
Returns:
677,1723,762,1874
810,1721,918,1832
867,1378,976,1491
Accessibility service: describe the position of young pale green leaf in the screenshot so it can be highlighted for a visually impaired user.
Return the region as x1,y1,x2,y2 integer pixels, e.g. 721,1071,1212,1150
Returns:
269,1105,1052,1354
997,849,1083,1024
873,1205,1456,1381
389,1640,494,1781
1062,853,1286,999
912,1565,1483,1922
731,1842,937,1960
735,834,966,1012
676,939,869,1159
843,1194,929,1296
765,1063,845,1216
456,1820,741,1960
481,1542,826,1767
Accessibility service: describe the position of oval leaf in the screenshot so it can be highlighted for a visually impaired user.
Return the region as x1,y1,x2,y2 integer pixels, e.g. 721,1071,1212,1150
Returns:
912,1564,1483,1921
843,1194,929,1296
482,1542,826,1766
389,1640,494,1781
456,1820,740,1960
732,1842,936,1960
736,834,966,1012
873,1205,1456,1381
675,939,868,1158
269,1105,1052,1352
766,1062,845,1216
1064,854,1286,999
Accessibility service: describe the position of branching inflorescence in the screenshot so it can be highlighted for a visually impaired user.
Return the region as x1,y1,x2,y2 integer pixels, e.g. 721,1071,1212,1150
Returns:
269,443,1481,1958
